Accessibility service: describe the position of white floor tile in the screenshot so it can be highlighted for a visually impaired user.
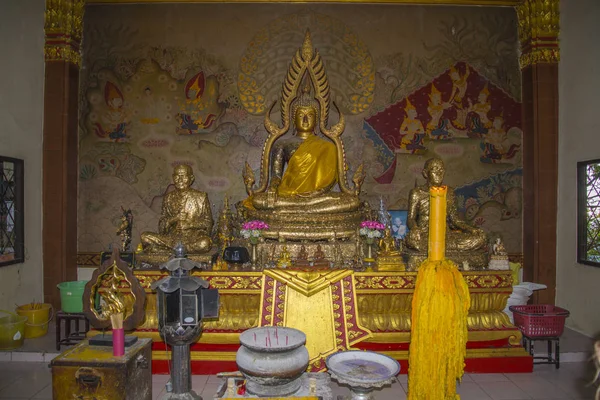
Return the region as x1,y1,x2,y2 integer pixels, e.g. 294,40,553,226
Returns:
469,373,511,383
512,379,571,399
478,381,532,400
456,382,493,400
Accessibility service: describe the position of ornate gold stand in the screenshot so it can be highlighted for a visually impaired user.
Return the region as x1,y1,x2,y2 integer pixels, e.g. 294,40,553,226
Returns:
88,267,530,374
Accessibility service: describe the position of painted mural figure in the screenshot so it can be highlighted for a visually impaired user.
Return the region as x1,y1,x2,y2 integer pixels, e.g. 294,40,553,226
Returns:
94,81,130,142
398,98,426,154
140,86,159,125
140,165,213,253
448,65,470,129
480,116,520,163
176,71,224,134
467,83,492,136
426,83,453,140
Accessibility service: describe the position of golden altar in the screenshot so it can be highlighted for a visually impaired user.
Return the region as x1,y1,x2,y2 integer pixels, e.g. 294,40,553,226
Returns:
96,267,531,374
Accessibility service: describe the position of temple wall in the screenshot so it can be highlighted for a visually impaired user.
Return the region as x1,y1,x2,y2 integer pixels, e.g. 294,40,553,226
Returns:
0,0,45,309
557,0,600,338
78,4,523,253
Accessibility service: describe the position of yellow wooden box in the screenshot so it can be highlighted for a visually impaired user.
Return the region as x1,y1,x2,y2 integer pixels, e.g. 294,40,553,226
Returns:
51,337,152,400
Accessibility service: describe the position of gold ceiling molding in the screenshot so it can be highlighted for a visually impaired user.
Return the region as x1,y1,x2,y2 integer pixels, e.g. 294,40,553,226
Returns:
517,0,559,69
45,0,86,66
85,0,521,5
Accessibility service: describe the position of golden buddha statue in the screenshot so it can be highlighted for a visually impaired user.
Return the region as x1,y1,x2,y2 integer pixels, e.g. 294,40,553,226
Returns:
403,158,488,269
140,165,213,257
240,30,365,241
377,227,405,271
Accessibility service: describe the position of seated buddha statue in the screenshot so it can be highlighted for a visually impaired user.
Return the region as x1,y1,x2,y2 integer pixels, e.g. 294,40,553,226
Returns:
404,158,488,268
240,31,365,241
140,165,213,255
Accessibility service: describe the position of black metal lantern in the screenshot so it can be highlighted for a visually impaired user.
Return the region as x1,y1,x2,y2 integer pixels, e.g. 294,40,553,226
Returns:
151,244,219,400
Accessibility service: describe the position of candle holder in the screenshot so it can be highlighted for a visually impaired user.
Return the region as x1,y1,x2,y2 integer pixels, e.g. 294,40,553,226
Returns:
359,221,385,266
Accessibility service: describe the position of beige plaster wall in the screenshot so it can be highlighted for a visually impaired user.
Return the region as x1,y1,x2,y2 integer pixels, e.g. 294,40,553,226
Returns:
556,0,600,338
0,0,45,309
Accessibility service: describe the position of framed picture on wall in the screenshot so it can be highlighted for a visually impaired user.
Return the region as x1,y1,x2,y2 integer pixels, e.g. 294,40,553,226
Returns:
389,210,409,240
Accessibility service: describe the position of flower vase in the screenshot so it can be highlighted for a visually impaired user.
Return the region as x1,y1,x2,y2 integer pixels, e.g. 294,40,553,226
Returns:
364,238,376,263
249,238,259,266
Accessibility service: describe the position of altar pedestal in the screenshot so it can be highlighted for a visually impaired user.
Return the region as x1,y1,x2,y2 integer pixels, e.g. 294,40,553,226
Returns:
89,268,531,374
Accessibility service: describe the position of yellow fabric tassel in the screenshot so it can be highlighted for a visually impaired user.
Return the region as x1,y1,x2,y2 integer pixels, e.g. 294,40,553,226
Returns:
408,258,470,400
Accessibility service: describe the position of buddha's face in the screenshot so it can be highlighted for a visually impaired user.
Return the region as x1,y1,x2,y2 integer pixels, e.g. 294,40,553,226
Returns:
173,166,194,190
294,106,317,134
478,92,488,103
424,160,445,186
406,108,417,119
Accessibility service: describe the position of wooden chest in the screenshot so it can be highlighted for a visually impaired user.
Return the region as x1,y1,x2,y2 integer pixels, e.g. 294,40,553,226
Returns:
51,337,152,400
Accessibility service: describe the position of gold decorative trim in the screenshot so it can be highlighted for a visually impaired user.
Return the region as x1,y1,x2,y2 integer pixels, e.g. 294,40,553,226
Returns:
86,0,521,5
517,0,560,68
264,269,353,297
45,0,85,66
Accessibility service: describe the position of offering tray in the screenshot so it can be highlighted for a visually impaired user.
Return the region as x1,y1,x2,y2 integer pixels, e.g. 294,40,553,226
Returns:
325,351,400,400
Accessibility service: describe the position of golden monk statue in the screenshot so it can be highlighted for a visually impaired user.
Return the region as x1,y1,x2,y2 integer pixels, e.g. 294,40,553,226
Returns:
241,30,365,240
140,165,213,254
405,158,487,256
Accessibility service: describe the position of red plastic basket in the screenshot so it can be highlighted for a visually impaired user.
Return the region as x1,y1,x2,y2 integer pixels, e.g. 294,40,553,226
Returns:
509,305,570,338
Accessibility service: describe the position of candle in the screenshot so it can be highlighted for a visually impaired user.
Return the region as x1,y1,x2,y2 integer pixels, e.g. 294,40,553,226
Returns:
286,335,288,346
254,332,257,343
428,186,447,261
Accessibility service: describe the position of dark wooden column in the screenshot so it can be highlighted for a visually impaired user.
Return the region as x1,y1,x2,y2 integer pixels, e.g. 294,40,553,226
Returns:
43,0,84,309
518,0,559,304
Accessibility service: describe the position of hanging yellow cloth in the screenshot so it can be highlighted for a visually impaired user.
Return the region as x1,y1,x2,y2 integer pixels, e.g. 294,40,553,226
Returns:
408,186,470,400
278,135,337,196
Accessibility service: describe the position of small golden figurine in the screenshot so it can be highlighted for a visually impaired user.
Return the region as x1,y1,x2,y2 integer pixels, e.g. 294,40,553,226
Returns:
140,165,213,254
116,207,133,252
277,245,292,269
216,196,234,248
377,227,406,271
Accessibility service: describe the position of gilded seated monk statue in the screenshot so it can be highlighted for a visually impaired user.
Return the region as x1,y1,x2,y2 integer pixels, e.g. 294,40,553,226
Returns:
241,31,365,241
140,165,213,255
404,158,488,269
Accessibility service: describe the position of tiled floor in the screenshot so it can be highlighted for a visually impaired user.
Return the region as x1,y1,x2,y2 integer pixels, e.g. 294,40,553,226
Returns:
0,361,598,399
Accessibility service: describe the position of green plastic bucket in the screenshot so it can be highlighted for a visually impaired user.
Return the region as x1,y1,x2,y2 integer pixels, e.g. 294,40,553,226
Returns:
57,281,88,313
0,310,26,350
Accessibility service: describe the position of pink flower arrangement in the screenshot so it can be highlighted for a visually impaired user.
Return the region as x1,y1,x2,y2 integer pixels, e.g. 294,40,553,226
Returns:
241,220,269,242
242,220,270,231
359,220,386,240
360,220,385,230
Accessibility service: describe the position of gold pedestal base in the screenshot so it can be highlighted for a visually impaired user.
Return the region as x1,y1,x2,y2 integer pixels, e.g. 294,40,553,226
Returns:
376,255,406,271
244,209,365,241
135,249,215,266
403,248,489,270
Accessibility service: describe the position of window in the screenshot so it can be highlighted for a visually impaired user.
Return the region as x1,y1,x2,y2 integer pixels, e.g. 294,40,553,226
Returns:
0,157,24,267
577,159,600,267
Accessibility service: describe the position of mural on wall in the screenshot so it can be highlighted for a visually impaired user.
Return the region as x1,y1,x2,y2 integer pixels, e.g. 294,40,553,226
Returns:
364,62,522,183
78,4,522,253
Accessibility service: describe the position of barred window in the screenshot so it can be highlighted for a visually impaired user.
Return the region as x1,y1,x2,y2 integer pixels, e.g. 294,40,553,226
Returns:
577,159,600,266
0,157,24,267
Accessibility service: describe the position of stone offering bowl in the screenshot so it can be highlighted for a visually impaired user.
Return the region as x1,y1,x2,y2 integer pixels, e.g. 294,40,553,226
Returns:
236,326,309,397
326,350,400,400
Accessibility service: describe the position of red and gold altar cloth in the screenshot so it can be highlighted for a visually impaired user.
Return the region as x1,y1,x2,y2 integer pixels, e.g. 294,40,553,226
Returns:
258,269,371,371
